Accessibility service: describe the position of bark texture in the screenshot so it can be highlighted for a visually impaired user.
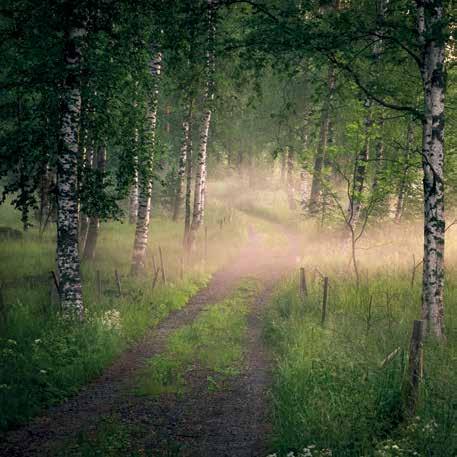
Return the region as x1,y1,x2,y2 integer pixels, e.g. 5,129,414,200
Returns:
128,166,139,224
173,119,190,221
416,0,446,338
131,51,162,275
57,19,87,319
184,112,194,249
188,0,216,251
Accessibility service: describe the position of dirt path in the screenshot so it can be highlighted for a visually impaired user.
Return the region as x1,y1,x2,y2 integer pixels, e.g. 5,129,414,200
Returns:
0,230,299,457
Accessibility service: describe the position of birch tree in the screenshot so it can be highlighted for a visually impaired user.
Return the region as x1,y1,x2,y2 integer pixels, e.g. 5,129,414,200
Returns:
56,6,87,320
173,118,190,221
188,0,216,251
131,50,162,275
416,0,446,338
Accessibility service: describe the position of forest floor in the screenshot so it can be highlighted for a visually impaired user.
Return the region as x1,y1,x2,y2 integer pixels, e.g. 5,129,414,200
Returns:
0,226,300,457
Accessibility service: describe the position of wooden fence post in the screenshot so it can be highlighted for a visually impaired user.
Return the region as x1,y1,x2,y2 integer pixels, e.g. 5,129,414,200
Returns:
158,246,166,283
404,319,425,416
299,267,308,298
151,268,160,291
180,256,184,280
114,269,122,297
152,254,157,275
96,270,102,298
321,276,329,325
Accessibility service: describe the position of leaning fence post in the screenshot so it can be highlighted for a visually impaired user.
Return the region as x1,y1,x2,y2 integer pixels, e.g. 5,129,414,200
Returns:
158,246,166,283
152,254,157,275
114,269,122,297
404,319,425,416
151,268,160,291
299,267,308,299
321,276,329,325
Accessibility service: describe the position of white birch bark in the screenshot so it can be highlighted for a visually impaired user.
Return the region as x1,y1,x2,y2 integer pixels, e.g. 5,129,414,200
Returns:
57,22,87,319
416,0,446,338
131,51,162,275
183,112,194,249
128,166,139,224
189,0,216,250
173,119,190,221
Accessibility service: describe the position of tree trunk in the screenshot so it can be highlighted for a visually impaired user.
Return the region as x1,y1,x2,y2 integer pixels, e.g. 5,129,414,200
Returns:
416,0,446,338
128,166,139,224
56,19,87,320
131,51,162,275
371,121,385,195
79,144,94,252
183,113,194,249
309,64,336,214
189,109,211,249
188,0,216,251
347,114,371,229
173,117,190,221
38,164,55,234
83,145,106,261
286,147,296,210
280,149,286,186
395,121,414,223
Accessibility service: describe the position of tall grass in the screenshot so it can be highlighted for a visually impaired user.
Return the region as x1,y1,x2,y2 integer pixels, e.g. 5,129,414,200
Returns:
0,199,252,431
265,270,457,456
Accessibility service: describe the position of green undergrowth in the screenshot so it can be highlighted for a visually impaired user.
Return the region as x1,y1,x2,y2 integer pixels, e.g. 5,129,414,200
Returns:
265,272,457,457
0,199,256,432
136,279,261,396
0,276,207,432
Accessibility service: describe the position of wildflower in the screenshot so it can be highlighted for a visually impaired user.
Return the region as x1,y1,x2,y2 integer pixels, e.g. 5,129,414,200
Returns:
100,309,121,330
7,339,16,345
34,339,41,344
40,369,47,374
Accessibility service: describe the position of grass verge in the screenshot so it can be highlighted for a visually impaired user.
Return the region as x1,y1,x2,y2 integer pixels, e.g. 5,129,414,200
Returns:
264,272,457,457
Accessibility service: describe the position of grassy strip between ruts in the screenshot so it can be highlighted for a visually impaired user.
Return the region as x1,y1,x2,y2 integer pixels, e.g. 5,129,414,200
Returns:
0,200,252,432
264,272,457,457
136,279,261,396
47,279,261,457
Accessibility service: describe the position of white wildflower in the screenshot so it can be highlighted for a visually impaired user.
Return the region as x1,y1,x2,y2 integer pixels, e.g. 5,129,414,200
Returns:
40,369,47,374
34,339,41,344
100,309,121,330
